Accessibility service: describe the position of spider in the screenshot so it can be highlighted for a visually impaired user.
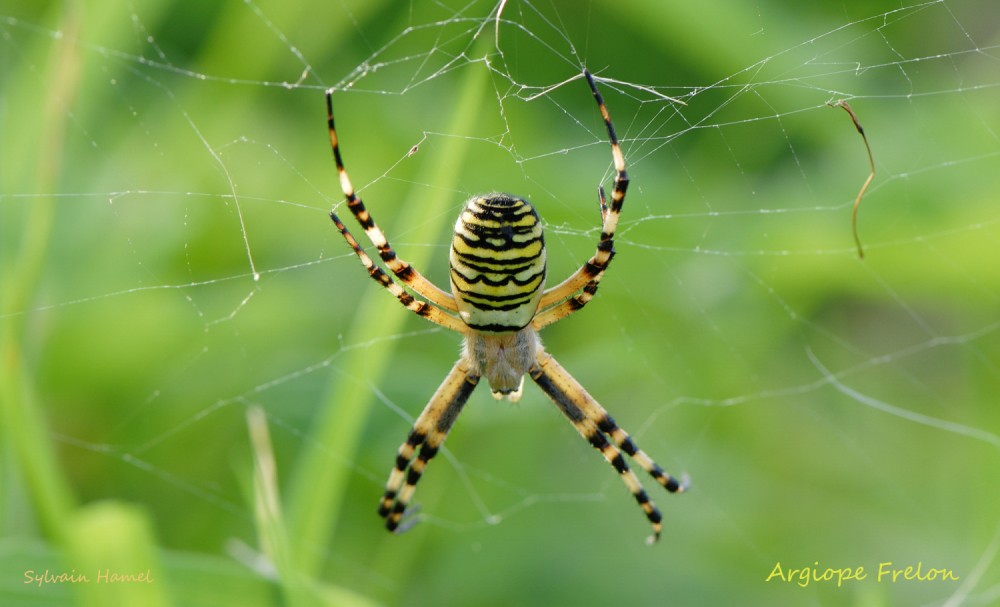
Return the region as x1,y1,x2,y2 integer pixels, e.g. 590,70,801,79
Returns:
325,70,688,543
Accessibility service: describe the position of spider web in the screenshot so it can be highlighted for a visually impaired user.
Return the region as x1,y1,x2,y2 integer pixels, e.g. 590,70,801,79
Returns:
2,0,999,605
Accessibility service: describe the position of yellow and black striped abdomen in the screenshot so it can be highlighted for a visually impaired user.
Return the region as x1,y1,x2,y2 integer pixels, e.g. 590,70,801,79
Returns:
450,194,546,333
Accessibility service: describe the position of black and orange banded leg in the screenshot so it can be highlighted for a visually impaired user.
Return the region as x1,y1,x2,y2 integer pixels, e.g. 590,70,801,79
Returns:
529,351,687,544
378,359,481,532
534,70,628,328
328,212,468,333
325,90,459,312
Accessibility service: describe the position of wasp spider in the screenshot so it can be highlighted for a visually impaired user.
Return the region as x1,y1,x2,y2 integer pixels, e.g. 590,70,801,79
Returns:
325,70,688,543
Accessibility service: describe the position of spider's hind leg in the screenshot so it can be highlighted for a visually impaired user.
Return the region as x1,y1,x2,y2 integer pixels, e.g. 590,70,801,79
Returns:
529,351,687,543
378,359,480,532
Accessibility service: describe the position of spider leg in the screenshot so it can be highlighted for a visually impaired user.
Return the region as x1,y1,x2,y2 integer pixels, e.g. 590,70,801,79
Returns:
534,71,628,329
330,212,468,333
326,90,459,312
379,358,481,533
529,350,686,544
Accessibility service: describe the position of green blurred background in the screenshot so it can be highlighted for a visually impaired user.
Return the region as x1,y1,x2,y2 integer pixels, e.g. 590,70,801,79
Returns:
3,0,999,605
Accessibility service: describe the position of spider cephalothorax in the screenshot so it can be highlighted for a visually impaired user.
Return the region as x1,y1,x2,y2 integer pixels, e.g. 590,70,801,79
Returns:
325,70,687,543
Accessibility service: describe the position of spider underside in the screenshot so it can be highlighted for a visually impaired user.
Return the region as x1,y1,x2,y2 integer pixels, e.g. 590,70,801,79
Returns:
324,70,688,543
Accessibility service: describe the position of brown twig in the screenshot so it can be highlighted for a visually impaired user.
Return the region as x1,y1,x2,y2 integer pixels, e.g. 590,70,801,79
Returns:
829,100,875,259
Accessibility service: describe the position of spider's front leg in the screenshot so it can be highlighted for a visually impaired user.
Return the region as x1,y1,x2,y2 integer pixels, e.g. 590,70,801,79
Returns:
379,359,480,532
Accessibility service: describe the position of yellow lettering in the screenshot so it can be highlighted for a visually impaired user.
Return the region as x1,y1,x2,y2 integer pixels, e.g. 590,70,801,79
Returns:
770,560,957,587
893,565,911,582
765,562,787,582
852,566,868,583
877,561,960,583
933,567,959,581
795,567,811,588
